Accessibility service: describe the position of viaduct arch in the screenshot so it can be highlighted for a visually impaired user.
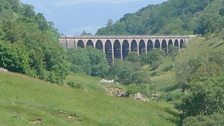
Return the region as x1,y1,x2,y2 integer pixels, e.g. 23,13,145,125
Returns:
59,35,193,60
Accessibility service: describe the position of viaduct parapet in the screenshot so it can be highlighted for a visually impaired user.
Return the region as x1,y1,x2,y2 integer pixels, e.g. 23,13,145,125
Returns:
59,35,194,61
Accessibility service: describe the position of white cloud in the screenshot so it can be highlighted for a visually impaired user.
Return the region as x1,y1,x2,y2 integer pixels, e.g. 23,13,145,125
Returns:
24,0,147,8
66,25,102,35
53,0,145,6
22,0,163,9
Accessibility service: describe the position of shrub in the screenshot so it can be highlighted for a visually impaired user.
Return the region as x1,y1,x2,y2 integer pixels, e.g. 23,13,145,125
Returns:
183,112,224,126
67,81,83,89
0,42,30,73
125,52,140,63
141,49,164,70
109,61,148,85
126,84,149,95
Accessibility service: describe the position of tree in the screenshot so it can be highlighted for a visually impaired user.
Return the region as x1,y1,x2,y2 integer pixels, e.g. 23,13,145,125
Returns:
181,77,224,117
67,48,109,77
67,48,91,74
168,45,179,62
141,49,164,69
109,61,147,85
194,12,224,34
81,30,92,36
35,13,49,31
0,42,29,73
125,52,140,63
87,47,109,77
219,8,224,16
176,57,202,92
23,4,35,17
107,19,113,27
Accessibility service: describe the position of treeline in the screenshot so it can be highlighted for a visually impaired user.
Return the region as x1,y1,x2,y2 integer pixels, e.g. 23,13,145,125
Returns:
96,0,224,35
66,45,178,85
0,0,67,83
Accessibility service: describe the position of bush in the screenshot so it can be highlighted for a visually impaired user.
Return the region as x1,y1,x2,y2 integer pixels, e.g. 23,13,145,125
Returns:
141,49,164,70
183,112,224,126
181,77,224,118
168,45,178,61
162,65,173,72
0,42,29,73
67,81,83,89
164,91,182,102
125,52,140,63
150,71,159,77
126,84,149,95
109,61,148,85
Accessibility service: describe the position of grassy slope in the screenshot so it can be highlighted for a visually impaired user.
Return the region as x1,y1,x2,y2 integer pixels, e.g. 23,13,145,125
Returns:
145,55,180,101
0,71,178,126
176,35,224,64
151,71,177,92
148,36,216,100
155,34,224,102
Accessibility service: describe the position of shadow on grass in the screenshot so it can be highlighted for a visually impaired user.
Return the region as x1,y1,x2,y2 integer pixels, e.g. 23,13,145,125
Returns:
164,83,181,92
163,107,182,126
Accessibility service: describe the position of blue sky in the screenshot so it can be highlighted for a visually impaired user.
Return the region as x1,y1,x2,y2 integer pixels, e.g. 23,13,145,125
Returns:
21,0,166,35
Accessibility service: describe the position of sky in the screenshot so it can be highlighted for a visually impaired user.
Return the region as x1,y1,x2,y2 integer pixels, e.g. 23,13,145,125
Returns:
21,0,166,35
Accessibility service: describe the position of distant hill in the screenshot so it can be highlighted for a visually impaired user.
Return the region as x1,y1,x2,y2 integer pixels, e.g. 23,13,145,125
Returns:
96,0,224,35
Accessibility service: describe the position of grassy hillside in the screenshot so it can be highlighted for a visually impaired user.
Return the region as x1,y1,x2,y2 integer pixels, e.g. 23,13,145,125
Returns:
173,31,224,125
0,71,179,126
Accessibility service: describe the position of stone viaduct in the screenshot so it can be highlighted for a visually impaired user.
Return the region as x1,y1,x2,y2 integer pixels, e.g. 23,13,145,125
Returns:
59,35,193,61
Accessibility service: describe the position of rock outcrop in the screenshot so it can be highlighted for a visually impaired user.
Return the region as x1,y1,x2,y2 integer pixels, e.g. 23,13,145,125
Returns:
0,68,8,72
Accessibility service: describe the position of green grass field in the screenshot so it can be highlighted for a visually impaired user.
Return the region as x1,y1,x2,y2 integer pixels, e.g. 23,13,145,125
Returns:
0,71,179,126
